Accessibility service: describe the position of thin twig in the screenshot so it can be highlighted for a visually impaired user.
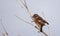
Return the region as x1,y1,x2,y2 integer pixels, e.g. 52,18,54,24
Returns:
19,0,32,17
42,31,48,36
15,15,40,30
15,15,34,26
0,19,6,32
0,17,8,36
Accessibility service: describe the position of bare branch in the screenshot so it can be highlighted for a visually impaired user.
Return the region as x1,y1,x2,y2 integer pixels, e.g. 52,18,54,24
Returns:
0,17,8,36
42,31,48,36
15,15,40,30
19,0,32,17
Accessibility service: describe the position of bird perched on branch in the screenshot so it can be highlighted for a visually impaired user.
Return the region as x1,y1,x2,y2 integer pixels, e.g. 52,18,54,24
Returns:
32,14,49,32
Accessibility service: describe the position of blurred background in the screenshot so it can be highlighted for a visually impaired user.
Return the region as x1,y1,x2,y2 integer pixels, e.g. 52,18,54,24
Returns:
0,0,60,36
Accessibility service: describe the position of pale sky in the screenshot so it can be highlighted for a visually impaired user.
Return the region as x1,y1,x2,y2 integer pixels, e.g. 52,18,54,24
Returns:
0,0,60,36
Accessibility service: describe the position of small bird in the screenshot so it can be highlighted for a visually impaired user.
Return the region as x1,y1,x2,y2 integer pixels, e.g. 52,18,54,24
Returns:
32,14,49,32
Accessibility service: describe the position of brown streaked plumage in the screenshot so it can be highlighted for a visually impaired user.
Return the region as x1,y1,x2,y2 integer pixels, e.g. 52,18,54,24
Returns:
32,14,49,32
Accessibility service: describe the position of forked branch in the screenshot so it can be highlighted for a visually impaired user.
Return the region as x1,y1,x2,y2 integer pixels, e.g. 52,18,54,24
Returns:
20,0,32,17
